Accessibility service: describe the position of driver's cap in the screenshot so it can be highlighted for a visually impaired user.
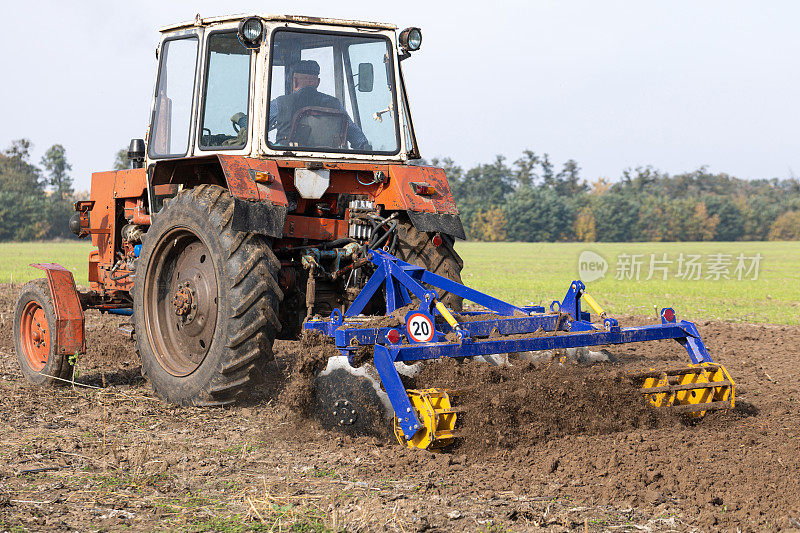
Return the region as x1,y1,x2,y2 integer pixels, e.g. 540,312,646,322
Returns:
294,60,320,76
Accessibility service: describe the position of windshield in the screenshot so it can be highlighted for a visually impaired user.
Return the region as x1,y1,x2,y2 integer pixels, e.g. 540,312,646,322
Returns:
267,29,400,155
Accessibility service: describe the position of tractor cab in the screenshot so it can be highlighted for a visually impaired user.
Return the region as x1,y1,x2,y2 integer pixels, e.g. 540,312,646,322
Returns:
146,15,421,166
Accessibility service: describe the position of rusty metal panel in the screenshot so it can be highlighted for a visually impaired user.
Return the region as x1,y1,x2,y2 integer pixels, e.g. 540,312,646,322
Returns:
217,155,260,201
95,268,135,294
88,251,100,290
248,159,289,207
284,215,348,241
113,168,148,199
31,264,86,355
89,171,117,266
217,155,288,206
379,165,460,215
324,172,385,196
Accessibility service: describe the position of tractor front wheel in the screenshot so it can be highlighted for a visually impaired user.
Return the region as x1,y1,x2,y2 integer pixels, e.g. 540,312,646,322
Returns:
13,279,74,385
134,185,283,406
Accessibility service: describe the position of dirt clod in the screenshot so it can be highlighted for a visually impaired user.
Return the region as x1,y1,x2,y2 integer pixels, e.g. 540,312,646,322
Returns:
278,330,338,417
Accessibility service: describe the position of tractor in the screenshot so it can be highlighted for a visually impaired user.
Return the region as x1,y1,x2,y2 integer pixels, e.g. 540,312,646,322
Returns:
13,14,734,450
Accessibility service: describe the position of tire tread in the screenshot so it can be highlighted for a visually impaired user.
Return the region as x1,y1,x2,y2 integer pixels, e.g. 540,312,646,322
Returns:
135,185,283,406
395,222,464,310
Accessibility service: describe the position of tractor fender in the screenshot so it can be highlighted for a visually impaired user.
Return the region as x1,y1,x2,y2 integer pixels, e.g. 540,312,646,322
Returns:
404,211,466,240
378,166,466,240
217,155,288,238
30,263,86,355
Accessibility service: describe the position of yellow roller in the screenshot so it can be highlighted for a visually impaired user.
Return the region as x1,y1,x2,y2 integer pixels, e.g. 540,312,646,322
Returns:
633,363,735,417
393,388,458,450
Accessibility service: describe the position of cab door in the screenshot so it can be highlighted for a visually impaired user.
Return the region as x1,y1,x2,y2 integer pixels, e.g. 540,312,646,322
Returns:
194,26,256,155
147,30,202,160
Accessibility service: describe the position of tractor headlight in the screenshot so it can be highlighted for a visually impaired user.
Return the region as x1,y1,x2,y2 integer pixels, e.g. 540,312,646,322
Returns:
238,17,263,49
399,27,422,52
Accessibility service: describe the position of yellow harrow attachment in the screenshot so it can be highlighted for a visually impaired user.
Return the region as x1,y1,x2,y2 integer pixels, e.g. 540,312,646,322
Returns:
632,363,735,417
392,389,459,449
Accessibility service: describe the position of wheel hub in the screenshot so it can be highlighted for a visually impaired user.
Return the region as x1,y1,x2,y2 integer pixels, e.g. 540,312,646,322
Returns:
332,399,357,426
172,282,197,321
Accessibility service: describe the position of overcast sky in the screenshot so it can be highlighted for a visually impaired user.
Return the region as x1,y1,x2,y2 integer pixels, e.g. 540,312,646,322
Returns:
2,1,799,191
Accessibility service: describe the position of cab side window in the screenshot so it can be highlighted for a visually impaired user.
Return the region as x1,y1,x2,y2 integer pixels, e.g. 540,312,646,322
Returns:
150,37,199,158
199,32,252,149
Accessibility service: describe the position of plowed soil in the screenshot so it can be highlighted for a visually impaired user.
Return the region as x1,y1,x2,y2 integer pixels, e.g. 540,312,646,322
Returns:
0,283,798,531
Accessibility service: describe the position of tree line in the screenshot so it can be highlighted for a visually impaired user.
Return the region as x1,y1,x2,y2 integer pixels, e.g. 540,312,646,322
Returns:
0,139,78,241
425,151,800,242
0,140,134,241
1,138,798,242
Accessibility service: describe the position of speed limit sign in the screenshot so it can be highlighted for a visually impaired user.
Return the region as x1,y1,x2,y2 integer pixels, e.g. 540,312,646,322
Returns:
405,312,435,343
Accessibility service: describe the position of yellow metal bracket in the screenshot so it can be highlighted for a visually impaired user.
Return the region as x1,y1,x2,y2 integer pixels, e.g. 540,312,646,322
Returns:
393,388,458,450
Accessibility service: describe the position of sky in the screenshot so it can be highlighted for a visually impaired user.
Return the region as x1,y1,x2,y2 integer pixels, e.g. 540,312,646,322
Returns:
2,1,800,192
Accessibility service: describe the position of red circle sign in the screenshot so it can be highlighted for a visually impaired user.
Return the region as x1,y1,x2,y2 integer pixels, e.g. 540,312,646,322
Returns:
406,312,435,343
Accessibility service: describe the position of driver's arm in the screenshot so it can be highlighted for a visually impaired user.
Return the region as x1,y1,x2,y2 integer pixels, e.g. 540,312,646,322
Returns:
333,100,370,150
346,120,370,150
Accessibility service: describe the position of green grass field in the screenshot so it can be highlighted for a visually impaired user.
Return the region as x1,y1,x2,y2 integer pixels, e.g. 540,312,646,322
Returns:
0,241,94,286
458,241,800,325
1,240,797,324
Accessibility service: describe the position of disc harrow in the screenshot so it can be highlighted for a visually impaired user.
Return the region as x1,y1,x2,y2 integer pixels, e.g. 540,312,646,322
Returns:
304,250,735,450
631,363,735,417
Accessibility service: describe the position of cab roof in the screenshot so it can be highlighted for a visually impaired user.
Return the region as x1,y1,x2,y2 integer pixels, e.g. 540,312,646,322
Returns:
159,14,397,33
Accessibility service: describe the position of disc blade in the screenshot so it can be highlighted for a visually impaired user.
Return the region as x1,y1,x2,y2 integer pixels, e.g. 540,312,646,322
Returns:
312,356,421,437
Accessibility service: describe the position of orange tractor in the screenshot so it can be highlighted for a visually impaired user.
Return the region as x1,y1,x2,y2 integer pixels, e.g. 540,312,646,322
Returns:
13,14,735,448
14,14,463,406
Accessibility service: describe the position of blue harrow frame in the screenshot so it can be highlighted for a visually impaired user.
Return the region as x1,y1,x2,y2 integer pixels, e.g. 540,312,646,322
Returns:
304,250,720,441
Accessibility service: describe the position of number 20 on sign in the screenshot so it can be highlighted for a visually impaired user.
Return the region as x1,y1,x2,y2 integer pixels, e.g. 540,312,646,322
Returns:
405,312,435,343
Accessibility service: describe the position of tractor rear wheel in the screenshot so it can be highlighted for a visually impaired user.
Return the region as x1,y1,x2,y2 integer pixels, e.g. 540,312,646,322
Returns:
133,184,283,406
395,221,464,311
13,279,74,385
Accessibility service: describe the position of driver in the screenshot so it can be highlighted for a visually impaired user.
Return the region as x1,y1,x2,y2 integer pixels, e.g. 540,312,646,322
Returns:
267,60,371,150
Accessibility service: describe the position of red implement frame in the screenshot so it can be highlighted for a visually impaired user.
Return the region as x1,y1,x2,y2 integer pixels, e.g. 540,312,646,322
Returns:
31,263,86,355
